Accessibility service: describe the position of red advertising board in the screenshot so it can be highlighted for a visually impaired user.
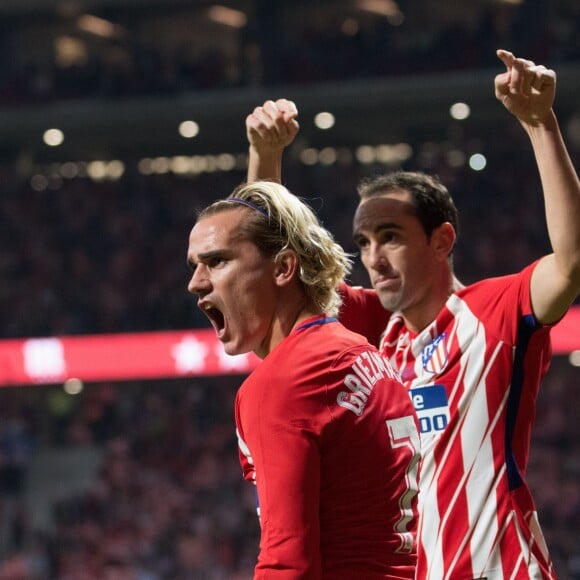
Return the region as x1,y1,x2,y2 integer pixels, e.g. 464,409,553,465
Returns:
0,307,578,387
0,329,259,386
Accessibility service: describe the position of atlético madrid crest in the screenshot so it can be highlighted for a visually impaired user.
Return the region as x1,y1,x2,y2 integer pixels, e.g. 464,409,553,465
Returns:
421,333,449,374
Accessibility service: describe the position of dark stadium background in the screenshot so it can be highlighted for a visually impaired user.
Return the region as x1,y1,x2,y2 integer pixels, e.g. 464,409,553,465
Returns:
0,0,579,577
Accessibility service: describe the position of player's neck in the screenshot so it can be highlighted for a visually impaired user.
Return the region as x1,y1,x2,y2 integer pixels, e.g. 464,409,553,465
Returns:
256,296,319,359
402,271,455,334
287,297,322,336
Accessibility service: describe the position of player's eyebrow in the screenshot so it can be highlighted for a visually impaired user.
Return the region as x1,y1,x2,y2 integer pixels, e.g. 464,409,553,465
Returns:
187,249,229,271
353,221,403,240
197,249,225,260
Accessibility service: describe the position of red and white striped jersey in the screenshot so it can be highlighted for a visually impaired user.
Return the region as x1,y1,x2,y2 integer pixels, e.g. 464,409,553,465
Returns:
340,262,557,579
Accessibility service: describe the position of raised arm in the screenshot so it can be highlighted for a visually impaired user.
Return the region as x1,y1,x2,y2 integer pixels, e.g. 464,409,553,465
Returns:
495,49,580,324
246,98,299,183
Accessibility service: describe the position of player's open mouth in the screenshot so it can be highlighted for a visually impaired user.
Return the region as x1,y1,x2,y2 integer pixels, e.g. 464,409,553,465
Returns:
201,303,225,335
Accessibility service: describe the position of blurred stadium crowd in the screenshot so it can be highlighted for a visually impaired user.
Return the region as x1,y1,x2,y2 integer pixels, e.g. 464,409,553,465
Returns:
0,378,260,579
0,0,579,578
0,0,578,103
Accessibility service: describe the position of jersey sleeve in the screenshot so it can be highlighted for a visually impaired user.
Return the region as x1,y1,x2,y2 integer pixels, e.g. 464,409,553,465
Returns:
235,391,255,485
252,419,323,579
464,261,552,344
338,282,391,348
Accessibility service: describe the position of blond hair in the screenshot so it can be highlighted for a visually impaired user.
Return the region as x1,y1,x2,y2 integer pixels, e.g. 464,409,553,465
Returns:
198,181,352,317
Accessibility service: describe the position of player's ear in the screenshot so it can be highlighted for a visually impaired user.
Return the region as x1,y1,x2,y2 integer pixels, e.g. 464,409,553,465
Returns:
432,222,456,259
273,249,299,287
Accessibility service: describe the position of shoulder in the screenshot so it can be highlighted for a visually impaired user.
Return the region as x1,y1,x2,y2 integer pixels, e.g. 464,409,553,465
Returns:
448,261,546,342
249,320,372,390
456,261,538,304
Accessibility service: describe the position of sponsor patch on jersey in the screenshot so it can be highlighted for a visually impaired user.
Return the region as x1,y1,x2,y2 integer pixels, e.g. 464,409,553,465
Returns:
409,384,450,435
421,333,449,374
